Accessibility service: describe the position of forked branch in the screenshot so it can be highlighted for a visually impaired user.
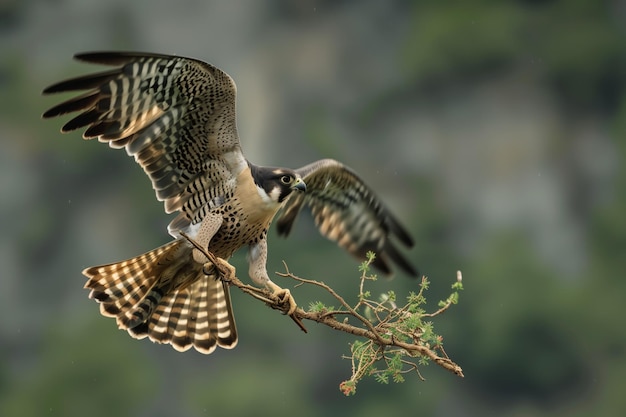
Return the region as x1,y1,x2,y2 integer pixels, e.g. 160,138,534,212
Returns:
180,231,464,395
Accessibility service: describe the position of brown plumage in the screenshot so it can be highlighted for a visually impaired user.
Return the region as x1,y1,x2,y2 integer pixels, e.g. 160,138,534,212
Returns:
277,159,416,276
43,51,417,354
83,240,236,353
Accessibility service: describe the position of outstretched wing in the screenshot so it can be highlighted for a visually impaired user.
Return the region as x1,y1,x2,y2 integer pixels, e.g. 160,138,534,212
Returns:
276,159,418,277
42,52,247,228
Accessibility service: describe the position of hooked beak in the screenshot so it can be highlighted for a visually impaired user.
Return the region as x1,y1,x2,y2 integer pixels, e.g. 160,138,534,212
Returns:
291,177,307,192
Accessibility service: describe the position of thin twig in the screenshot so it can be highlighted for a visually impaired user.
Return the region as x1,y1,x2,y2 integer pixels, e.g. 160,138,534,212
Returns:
277,267,387,345
179,232,464,379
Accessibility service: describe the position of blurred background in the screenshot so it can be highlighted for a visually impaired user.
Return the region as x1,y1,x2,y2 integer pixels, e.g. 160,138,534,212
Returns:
2,0,625,416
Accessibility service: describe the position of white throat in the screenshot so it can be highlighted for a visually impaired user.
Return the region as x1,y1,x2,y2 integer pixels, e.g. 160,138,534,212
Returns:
256,185,282,209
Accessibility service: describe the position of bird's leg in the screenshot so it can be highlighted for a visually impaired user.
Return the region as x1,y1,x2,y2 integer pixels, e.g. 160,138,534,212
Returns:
190,214,223,264
266,282,298,315
248,240,297,315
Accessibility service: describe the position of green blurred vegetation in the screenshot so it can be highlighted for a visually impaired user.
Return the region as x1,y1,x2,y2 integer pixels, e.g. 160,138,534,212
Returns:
2,0,625,416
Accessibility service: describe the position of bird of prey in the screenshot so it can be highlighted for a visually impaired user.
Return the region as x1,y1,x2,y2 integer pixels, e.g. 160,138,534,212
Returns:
42,52,417,354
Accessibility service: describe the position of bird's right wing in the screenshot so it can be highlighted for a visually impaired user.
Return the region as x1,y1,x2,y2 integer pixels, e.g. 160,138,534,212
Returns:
43,52,247,228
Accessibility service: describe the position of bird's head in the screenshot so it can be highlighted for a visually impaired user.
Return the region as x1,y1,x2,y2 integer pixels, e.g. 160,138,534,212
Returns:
251,165,306,204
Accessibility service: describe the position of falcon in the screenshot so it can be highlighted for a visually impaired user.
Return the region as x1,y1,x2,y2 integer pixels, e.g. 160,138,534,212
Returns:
42,52,417,354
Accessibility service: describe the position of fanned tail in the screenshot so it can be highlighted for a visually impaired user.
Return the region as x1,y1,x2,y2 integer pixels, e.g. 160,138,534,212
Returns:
83,239,238,353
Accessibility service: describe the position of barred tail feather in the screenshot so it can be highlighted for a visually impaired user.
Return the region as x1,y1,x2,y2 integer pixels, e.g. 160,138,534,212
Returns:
83,239,238,354
129,277,237,353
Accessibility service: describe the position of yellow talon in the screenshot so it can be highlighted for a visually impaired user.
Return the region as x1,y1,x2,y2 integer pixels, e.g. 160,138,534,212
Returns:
266,281,297,315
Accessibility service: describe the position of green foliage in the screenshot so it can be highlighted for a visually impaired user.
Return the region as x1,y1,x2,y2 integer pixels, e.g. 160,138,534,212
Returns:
338,252,463,396
308,300,334,313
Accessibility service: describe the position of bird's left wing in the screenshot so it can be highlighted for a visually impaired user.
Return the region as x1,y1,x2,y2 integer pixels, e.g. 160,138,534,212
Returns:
276,159,418,277
42,52,247,227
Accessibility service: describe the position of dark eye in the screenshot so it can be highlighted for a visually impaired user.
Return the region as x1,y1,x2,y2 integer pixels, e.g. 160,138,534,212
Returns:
280,175,292,184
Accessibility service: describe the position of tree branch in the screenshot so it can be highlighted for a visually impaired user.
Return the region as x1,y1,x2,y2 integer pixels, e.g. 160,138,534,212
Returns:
180,232,464,395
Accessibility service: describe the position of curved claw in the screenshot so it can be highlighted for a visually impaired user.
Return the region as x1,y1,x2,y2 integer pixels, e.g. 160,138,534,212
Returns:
202,255,236,282
266,281,297,315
